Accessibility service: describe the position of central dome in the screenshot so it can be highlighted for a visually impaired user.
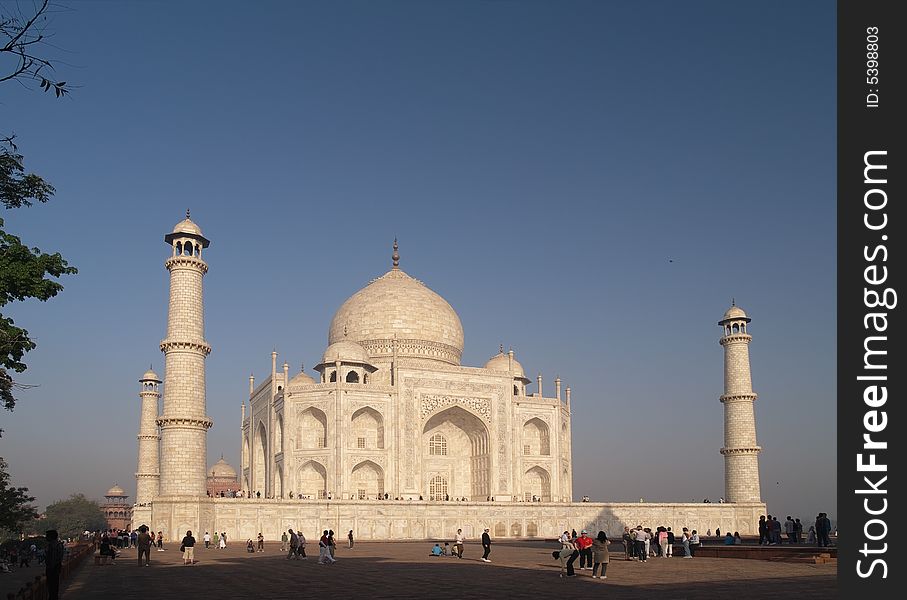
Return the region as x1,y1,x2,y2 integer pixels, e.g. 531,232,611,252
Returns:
328,268,464,365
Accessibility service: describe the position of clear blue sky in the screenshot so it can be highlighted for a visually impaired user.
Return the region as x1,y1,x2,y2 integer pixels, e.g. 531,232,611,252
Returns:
2,0,835,521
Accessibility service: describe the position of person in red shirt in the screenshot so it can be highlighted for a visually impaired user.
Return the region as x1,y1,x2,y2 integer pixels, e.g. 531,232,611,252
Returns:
575,530,594,570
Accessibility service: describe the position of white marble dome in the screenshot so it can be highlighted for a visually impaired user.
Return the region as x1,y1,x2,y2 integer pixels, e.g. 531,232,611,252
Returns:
721,304,750,323
140,369,160,382
321,340,371,365
328,268,464,365
171,217,202,236
484,351,526,379
209,457,237,479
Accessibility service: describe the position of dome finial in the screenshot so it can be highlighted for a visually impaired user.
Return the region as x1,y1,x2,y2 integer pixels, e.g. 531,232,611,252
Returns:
392,238,400,269
186,208,191,219
500,343,504,354
732,297,736,306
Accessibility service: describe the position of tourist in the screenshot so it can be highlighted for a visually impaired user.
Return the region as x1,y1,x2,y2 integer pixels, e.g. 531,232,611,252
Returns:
725,532,735,545
666,527,675,557
734,532,742,544
318,530,335,564
257,532,264,552
622,527,633,560
328,530,336,558
430,543,443,556
681,528,692,558
156,531,164,551
136,525,152,567
130,530,138,548
772,516,783,545
557,534,577,577
785,516,795,544
816,513,832,547
220,531,228,549
246,539,255,553
658,527,669,557
807,525,817,545
481,528,492,562
633,526,648,563
213,531,220,549
280,531,288,552
204,531,211,549
443,542,451,556
348,529,354,549
45,530,65,600
794,518,803,543
758,515,768,545
575,530,593,570
591,531,609,579
454,528,465,559
715,527,720,538
287,529,299,559
181,530,196,565
689,530,700,557
643,527,653,558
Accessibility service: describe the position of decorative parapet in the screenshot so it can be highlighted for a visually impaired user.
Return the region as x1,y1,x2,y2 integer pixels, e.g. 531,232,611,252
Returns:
165,256,208,273
160,339,212,355
719,333,751,346
720,446,762,455
719,393,758,404
156,416,213,430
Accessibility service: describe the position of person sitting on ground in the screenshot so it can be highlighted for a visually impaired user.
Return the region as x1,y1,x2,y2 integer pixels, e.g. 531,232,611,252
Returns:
443,542,451,556
246,539,255,553
430,543,443,556
725,532,735,545
734,532,742,544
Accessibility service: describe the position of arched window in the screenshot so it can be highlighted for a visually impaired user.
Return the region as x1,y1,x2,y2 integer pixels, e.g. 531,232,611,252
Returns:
175,242,182,255
429,433,447,456
329,371,337,383
429,475,448,501
346,371,359,383
732,323,740,333
513,385,519,395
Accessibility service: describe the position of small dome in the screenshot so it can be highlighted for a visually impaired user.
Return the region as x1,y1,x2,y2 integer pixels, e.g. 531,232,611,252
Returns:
321,340,371,365
140,369,160,382
105,485,126,497
171,217,203,237
290,369,316,385
209,457,237,479
720,304,751,324
484,351,526,379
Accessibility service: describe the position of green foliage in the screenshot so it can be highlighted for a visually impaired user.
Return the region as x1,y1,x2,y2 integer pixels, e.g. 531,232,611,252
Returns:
0,457,38,534
0,0,77,424
43,493,108,539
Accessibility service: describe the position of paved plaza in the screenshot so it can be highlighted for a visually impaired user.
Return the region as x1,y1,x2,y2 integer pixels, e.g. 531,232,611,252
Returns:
51,541,836,599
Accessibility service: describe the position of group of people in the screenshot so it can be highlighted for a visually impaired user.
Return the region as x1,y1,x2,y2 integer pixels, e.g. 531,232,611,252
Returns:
621,525,700,560
556,529,610,578
757,513,834,547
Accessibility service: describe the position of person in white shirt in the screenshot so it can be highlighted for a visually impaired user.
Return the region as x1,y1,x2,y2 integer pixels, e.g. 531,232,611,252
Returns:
454,529,465,559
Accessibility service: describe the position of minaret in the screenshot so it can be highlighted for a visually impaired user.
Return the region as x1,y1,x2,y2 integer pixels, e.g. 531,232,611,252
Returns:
135,368,161,505
157,211,212,496
718,301,762,503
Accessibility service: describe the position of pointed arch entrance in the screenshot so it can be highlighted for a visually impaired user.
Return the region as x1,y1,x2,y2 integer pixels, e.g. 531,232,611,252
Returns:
422,406,490,500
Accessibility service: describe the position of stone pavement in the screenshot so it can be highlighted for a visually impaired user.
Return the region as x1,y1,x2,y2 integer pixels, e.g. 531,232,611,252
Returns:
60,541,837,599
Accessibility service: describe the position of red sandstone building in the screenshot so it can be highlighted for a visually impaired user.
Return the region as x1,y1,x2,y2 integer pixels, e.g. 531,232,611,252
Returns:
207,456,239,497
103,485,133,531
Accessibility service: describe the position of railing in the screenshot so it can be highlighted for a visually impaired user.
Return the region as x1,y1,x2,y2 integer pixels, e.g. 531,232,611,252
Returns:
6,542,95,600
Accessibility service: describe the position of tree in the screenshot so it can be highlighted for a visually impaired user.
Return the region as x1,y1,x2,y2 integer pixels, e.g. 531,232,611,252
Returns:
0,457,38,535
2,0,70,97
1,0,76,428
43,493,107,539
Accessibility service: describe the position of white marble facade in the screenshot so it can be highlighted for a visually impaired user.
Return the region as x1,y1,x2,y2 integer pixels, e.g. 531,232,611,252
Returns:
242,243,573,506
138,219,766,541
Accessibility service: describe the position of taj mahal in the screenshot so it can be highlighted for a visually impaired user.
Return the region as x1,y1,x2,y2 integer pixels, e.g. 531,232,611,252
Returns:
132,213,766,541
